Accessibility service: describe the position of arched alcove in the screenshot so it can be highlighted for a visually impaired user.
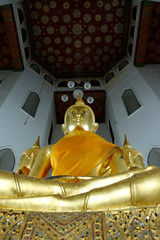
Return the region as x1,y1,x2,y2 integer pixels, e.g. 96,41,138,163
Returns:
22,92,40,118
122,89,141,116
0,148,15,171
148,148,160,167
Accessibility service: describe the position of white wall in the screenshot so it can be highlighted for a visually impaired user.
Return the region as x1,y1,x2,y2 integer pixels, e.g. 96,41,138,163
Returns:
0,69,54,171
106,63,160,166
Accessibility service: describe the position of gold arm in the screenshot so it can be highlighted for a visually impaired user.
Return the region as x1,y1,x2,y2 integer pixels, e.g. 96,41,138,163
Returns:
29,145,53,178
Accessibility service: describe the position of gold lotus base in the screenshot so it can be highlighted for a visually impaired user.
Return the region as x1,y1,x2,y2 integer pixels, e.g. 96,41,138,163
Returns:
0,206,160,240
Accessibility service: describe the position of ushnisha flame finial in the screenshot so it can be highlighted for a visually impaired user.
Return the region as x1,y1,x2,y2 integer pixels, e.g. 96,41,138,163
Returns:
32,136,40,149
75,93,85,106
123,134,131,148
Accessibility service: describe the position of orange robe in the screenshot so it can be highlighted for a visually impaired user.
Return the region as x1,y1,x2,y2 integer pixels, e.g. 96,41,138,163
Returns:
50,130,121,176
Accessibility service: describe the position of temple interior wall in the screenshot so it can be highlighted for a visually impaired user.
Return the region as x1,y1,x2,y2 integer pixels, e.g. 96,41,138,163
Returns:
0,63,160,171
0,68,54,171
106,63,160,166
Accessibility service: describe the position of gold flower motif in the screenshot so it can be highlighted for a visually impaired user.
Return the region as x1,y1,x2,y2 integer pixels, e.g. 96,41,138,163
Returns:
95,14,101,21
114,23,123,34
101,25,108,33
48,47,53,53
35,2,41,9
58,56,63,62
84,36,91,44
72,24,83,35
88,25,96,33
114,39,121,47
65,48,71,54
50,1,56,8
106,14,113,22
96,49,102,55
105,35,112,43
32,25,41,36
47,26,54,34
63,2,70,9
95,36,101,43
55,38,61,44
83,14,91,23
41,15,49,24
63,15,71,23
97,0,103,8
116,8,124,17
52,15,58,23
74,40,82,48
73,9,81,18
105,3,111,10
43,5,49,12
30,11,38,20
84,1,91,8
60,26,67,34
85,47,91,53
103,46,109,52
44,37,51,45
112,0,119,7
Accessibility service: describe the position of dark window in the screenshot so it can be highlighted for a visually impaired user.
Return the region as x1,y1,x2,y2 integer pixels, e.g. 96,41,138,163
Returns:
58,81,68,87
48,122,53,144
0,148,15,171
21,28,27,43
132,6,137,21
22,92,40,117
109,121,115,143
128,43,133,57
17,9,24,25
105,72,114,83
118,60,129,71
130,26,135,40
30,64,40,74
89,80,100,86
44,75,54,85
122,89,141,116
148,148,160,167
24,47,29,61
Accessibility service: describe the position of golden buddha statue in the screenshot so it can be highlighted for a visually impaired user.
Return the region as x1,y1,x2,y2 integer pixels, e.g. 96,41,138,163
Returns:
0,93,159,212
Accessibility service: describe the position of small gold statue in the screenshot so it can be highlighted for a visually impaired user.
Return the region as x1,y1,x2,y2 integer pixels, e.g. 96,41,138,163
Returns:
0,93,158,212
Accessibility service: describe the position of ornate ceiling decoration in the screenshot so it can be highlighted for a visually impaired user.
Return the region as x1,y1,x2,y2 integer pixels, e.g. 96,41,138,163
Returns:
134,1,160,66
0,5,23,71
24,0,131,78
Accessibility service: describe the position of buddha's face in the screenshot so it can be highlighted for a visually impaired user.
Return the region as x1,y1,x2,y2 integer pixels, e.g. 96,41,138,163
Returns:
62,105,98,134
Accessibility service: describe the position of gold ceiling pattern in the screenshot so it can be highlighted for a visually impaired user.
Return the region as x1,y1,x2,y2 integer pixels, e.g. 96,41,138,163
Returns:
25,0,131,78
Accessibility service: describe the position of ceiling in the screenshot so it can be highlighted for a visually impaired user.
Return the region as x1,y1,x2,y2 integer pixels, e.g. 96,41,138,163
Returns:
24,0,131,79
0,1,160,124
0,1,160,78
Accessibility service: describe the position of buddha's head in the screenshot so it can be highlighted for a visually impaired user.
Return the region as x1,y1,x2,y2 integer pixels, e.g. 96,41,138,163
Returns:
62,93,98,135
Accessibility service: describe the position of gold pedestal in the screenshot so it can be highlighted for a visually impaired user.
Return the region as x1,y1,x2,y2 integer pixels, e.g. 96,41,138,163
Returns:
0,206,160,239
